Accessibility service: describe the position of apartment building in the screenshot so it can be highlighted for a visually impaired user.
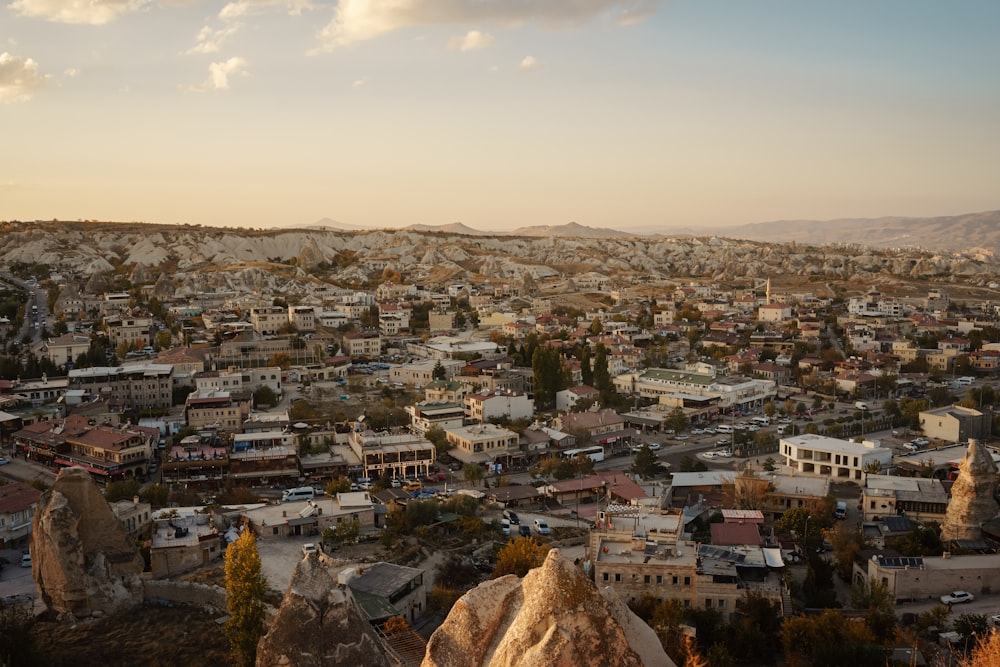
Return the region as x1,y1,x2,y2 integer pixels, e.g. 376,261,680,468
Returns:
43,334,93,366
184,391,252,432
406,401,466,436
250,306,287,336
464,389,533,424
780,434,893,482
69,363,174,411
104,316,154,350
342,331,382,358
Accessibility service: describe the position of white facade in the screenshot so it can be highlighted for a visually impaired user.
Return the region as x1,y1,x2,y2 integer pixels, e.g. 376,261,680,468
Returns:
464,390,533,424
780,434,893,482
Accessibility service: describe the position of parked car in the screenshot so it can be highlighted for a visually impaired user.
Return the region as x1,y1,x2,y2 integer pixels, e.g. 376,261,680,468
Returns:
0,457,10,465
648,443,661,451
941,591,974,605
902,442,920,452
675,434,689,441
717,450,733,458
519,525,531,537
503,510,520,525
20,551,31,568
301,543,318,556
534,519,551,536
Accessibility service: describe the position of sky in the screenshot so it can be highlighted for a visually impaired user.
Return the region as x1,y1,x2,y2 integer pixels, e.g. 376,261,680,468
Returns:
2,0,1000,232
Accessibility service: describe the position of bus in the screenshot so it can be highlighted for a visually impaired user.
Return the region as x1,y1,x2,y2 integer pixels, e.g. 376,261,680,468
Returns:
560,446,605,463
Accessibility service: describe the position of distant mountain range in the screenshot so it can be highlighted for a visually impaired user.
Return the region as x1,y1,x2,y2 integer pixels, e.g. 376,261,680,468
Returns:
310,209,1000,255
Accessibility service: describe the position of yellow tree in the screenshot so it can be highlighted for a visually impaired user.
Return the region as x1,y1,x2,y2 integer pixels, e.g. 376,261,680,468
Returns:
492,536,549,578
224,529,267,667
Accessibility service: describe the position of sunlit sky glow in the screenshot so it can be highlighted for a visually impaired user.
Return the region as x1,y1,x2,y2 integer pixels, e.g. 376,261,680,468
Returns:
2,1,999,231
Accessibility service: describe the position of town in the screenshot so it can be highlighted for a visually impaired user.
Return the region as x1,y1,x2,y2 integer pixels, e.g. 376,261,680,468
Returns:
1,227,1000,666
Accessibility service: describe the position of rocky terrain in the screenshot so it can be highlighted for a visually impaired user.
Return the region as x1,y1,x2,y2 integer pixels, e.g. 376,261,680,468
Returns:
2,219,999,303
422,549,671,667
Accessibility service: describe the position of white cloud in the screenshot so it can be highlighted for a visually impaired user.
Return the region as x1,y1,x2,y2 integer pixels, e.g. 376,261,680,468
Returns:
315,0,662,51
447,29,494,51
7,0,150,25
64,67,78,77
185,23,241,55
519,55,541,72
219,0,313,20
187,57,248,92
0,52,48,103
352,78,366,89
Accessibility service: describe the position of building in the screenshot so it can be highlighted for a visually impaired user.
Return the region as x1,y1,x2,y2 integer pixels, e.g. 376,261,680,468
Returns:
445,423,519,468
405,401,466,436
342,331,382,358
0,481,42,549
43,334,93,367
555,385,600,412
464,389,533,424
858,553,1000,603
104,316,153,350
347,562,426,623
780,434,893,482
149,514,223,578
184,391,252,431
250,306,287,336
861,477,950,523
288,305,316,332
194,366,283,395
348,429,436,481
69,363,174,411
614,367,776,415
918,405,991,443
110,496,153,537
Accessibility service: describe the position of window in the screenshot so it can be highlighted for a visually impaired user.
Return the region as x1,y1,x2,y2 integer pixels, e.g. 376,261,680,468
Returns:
684,576,691,586
656,575,663,585
706,599,712,608
644,575,650,584
718,600,725,609
672,576,678,585
615,573,622,582
602,572,609,581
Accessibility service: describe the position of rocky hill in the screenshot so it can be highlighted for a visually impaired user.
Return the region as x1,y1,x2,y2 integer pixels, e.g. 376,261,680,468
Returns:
2,220,998,301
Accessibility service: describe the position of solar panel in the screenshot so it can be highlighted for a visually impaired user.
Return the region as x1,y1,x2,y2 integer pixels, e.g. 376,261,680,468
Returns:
875,556,924,568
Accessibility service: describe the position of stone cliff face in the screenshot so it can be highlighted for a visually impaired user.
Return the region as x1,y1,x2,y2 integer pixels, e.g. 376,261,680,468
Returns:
1,221,998,297
422,549,673,667
30,467,145,617
940,439,1000,542
256,552,394,667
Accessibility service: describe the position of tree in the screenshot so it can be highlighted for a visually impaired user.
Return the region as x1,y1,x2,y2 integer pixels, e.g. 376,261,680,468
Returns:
333,519,360,545
849,576,897,642
954,613,991,652
780,609,880,667
492,536,549,578
424,425,450,455
432,360,447,380
531,346,569,410
631,444,665,479
253,385,278,408
589,317,603,335
224,529,267,667
961,628,1000,667
592,343,611,394
580,345,593,387
462,462,484,488
664,408,689,433
268,352,292,369
326,476,352,495
139,483,169,508
104,478,141,502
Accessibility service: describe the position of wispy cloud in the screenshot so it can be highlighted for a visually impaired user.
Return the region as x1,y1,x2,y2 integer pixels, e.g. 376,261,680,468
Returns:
219,0,313,20
447,29,494,51
0,52,48,103
352,78,366,89
519,55,541,72
7,0,150,25
315,0,662,52
185,23,241,55
186,56,248,92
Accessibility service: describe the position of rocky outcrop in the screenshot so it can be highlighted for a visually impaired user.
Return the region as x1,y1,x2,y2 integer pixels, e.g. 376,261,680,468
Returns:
422,549,672,667
30,467,145,618
256,552,394,667
2,220,999,292
941,439,1000,542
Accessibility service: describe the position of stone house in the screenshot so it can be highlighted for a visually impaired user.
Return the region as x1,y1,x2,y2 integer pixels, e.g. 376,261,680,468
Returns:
0,481,42,549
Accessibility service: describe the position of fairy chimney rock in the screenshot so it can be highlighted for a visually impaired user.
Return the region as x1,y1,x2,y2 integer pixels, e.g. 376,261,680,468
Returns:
422,549,673,667
31,466,145,617
256,552,394,667
941,439,1000,542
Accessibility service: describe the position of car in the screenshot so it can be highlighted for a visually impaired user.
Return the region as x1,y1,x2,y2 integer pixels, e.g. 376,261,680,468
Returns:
675,434,689,441
533,519,551,536
717,439,730,446
702,452,716,460
941,591,974,605
0,457,10,465
503,510,520,525
717,450,733,458
990,613,1000,628
703,427,716,434
301,543,318,556
20,551,31,568
647,443,661,451
902,442,920,452
519,525,531,537
691,429,705,435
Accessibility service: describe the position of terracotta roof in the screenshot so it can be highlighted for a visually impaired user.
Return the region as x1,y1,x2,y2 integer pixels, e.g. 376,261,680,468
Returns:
0,481,42,513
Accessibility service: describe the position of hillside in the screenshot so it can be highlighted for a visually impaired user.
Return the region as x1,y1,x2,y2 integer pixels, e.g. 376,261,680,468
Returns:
2,220,998,302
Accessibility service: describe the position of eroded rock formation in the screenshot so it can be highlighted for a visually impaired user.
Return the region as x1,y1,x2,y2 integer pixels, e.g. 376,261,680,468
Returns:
422,549,672,667
941,439,1000,542
31,466,145,617
256,552,394,667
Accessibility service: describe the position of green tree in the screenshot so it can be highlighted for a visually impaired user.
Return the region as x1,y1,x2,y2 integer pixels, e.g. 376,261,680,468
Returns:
589,317,603,335
850,577,896,642
580,345,593,387
424,425,450,455
104,478,141,502
531,346,569,410
253,385,278,408
333,519,360,544
665,408,689,433
631,444,665,479
139,483,170,508
492,536,549,578
326,476,352,494
463,462,484,488
592,343,611,393
224,529,267,667
432,360,447,380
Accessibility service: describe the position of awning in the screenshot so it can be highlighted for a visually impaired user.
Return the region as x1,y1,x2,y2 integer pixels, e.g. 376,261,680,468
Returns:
762,547,785,568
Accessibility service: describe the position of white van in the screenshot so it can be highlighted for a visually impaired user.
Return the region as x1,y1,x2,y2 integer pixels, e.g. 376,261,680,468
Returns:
716,424,734,434
751,416,770,427
501,518,511,536
281,487,315,502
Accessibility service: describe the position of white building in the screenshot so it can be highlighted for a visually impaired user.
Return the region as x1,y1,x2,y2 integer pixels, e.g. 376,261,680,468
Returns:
779,434,893,482
464,389,533,424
